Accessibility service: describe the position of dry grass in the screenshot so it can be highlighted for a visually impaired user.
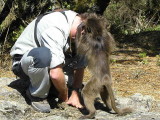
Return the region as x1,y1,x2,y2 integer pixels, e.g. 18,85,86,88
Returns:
111,56,160,99
0,53,15,78
1,47,160,100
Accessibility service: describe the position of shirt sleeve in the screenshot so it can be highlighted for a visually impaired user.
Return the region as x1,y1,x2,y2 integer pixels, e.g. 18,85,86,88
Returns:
40,27,66,68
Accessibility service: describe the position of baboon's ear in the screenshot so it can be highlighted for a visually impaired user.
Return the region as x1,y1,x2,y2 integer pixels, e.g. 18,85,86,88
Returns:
77,22,85,32
77,22,86,35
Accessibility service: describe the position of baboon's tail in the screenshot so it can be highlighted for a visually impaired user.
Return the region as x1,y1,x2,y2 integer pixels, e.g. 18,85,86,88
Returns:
105,84,133,115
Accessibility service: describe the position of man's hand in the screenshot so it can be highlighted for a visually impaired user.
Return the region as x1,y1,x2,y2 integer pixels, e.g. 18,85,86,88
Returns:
66,68,85,108
50,65,68,102
66,90,83,108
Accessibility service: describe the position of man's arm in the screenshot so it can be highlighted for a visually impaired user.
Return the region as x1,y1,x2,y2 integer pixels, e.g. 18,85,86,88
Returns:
73,68,84,89
50,64,68,102
66,68,85,108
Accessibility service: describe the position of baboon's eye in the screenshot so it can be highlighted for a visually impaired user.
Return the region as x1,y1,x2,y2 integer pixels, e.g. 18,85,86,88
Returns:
96,36,102,41
86,27,91,33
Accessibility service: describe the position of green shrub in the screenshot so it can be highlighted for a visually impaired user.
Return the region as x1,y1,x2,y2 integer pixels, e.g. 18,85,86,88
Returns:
9,25,24,42
104,0,160,35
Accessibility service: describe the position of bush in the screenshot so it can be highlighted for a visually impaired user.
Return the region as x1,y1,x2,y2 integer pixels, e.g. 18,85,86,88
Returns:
104,0,160,35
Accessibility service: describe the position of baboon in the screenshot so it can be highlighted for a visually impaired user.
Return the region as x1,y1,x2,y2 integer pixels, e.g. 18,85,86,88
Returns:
75,13,132,119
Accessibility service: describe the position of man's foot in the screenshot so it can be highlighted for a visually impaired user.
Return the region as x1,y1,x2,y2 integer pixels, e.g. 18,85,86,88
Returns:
26,89,51,113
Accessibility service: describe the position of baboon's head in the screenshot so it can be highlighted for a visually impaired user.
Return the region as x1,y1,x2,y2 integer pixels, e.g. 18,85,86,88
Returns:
75,13,114,56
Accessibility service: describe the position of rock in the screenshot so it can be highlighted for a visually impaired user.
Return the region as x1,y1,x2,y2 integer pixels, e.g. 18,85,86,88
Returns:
130,93,155,112
39,116,67,120
0,77,160,120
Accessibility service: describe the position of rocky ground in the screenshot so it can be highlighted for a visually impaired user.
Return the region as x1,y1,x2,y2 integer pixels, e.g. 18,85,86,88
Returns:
0,77,160,120
1,46,160,120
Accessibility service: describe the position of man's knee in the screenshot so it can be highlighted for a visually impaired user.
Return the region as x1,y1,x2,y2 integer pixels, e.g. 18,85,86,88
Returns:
27,47,51,68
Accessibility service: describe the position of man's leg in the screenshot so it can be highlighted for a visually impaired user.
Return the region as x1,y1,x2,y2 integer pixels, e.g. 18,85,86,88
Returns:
20,47,52,112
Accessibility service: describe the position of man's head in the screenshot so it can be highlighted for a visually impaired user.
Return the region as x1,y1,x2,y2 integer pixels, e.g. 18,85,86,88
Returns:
70,15,82,40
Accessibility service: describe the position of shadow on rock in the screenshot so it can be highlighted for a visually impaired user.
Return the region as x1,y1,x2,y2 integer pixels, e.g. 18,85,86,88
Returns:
94,98,113,113
8,78,31,104
8,78,60,109
79,97,114,116
47,85,59,109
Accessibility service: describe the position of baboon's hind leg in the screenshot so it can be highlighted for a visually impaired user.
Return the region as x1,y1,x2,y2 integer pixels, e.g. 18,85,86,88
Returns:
80,93,96,119
100,86,112,111
80,79,98,119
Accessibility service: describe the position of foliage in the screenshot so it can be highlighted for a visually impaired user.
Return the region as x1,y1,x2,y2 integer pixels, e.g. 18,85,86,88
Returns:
9,25,24,43
104,0,160,35
144,25,160,31
110,59,117,63
60,0,97,13
139,52,147,58
74,0,96,13
138,52,148,64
